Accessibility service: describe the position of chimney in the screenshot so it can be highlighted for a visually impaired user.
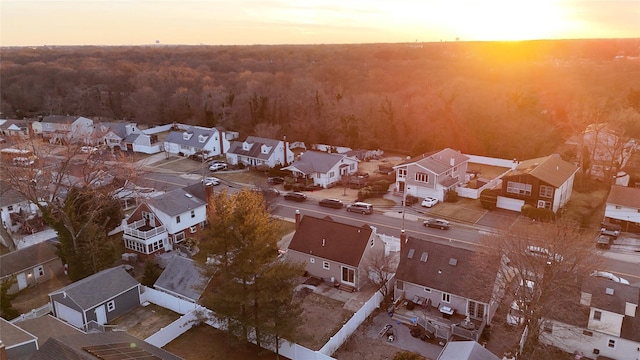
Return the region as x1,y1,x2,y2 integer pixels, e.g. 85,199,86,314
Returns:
450,157,455,167
400,230,406,253
218,129,224,156
204,183,214,201
295,210,301,230
283,135,288,166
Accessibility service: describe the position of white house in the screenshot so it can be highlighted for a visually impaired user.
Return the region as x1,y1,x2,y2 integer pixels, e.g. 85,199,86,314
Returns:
163,126,232,159
123,132,162,154
93,122,141,149
0,187,38,236
32,115,94,144
603,185,640,233
122,187,207,256
282,150,359,188
540,278,640,360
226,136,294,169
0,119,30,139
393,148,470,202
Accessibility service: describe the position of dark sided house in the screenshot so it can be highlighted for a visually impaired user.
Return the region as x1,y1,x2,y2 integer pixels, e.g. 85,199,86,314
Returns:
0,240,63,294
497,154,579,213
48,266,141,331
286,215,385,292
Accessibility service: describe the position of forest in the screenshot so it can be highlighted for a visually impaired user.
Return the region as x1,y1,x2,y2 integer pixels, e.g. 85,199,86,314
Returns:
1,38,639,160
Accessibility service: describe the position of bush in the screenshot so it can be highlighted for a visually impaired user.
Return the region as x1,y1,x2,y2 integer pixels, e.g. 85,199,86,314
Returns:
406,301,415,310
521,204,535,218
283,183,292,191
445,189,458,203
479,189,497,210
405,194,419,206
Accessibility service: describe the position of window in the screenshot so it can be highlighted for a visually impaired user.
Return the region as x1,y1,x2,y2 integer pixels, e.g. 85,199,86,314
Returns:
453,166,458,172
7,205,13,211
323,261,330,270
415,172,429,183
424,288,431,293
607,339,616,349
398,169,407,179
191,210,195,218
396,281,404,290
329,171,335,178
441,293,451,303
176,215,181,224
615,205,621,210
507,181,532,196
539,185,554,198
370,238,374,247
583,330,593,336
107,300,115,312
35,266,45,277
310,258,315,264
593,310,602,321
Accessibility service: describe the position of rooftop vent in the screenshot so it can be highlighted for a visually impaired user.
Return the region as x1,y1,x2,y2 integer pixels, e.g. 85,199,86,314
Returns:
449,258,458,266
407,249,415,259
605,288,614,295
420,252,428,262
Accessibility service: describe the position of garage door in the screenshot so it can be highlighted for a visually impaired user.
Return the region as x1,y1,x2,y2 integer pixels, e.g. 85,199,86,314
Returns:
497,196,524,212
55,302,84,328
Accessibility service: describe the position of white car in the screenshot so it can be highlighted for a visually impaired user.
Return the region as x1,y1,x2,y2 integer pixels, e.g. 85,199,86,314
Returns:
80,146,98,154
203,176,220,186
421,197,438,208
209,162,227,171
591,271,630,285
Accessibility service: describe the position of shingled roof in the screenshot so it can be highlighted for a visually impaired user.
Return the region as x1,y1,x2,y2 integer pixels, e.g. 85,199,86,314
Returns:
283,150,355,174
154,256,210,302
606,185,640,209
395,148,469,175
287,215,372,267
396,237,499,303
227,136,280,161
164,126,218,151
0,241,59,277
504,154,579,188
147,187,206,217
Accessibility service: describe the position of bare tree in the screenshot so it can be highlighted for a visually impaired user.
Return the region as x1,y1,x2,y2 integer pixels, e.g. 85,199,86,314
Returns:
466,219,604,358
364,249,398,304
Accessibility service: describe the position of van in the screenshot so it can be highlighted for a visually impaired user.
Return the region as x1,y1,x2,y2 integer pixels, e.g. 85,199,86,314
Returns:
346,202,373,214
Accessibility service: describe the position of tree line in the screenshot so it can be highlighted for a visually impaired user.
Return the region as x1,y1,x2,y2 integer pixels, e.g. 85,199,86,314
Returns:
2,39,639,160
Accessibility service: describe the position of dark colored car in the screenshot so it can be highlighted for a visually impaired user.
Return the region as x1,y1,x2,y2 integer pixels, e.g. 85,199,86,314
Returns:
600,222,621,238
319,198,344,209
284,192,307,202
268,176,285,185
596,235,614,249
423,218,450,230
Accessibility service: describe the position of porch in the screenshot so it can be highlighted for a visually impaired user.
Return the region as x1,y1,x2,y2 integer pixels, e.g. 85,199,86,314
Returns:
123,219,167,240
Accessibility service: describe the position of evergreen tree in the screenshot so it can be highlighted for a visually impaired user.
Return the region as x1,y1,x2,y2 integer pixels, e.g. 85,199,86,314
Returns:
0,277,19,320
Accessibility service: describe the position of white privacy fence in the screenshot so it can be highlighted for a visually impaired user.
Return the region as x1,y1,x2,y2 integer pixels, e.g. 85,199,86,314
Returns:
140,286,197,315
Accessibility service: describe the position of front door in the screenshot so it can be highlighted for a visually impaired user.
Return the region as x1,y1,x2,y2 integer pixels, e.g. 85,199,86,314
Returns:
95,305,107,325
17,273,27,290
341,266,355,286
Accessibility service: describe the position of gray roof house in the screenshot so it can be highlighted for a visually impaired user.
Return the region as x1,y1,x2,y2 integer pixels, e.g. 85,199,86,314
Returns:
226,136,294,169
393,148,470,202
163,125,231,159
0,241,63,294
30,331,184,360
154,255,210,303
282,150,359,188
32,115,94,145
93,122,140,149
122,186,207,256
49,266,141,330
437,340,500,360
0,317,39,360
0,118,31,139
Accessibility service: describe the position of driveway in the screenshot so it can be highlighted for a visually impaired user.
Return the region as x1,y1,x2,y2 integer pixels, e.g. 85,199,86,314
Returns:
475,208,521,230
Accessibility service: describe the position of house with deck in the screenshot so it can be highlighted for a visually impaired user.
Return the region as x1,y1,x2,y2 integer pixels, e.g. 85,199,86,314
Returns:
122,187,207,256
393,148,469,202
286,215,384,292
282,150,359,188
394,237,501,342
497,154,579,213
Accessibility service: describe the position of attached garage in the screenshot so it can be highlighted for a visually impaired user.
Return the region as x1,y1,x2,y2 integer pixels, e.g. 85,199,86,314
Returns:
497,196,524,212
54,301,84,328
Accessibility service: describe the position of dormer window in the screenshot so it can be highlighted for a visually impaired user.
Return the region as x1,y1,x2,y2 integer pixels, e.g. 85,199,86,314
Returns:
198,134,208,143
261,144,272,154
242,142,253,151
183,132,193,140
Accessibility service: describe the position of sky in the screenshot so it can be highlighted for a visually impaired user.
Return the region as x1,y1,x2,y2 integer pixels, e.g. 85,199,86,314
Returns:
1,0,639,46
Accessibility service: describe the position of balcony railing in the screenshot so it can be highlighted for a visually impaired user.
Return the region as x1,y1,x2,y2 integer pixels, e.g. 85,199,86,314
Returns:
123,219,166,240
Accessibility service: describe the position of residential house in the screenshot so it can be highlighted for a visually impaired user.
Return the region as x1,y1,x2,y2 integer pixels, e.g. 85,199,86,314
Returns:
580,123,636,180
0,241,63,294
32,115,94,144
282,150,359,188
603,185,640,233
123,131,162,154
163,126,232,159
540,278,640,360
393,148,470,202
437,340,500,360
0,118,31,139
0,317,39,360
497,154,579,213
286,215,385,292
0,185,39,236
93,121,141,149
49,266,141,330
15,315,85,348
226,136,294,169
154,255,210,303
30,331,184,360
394,237,501,341
122,187,207,256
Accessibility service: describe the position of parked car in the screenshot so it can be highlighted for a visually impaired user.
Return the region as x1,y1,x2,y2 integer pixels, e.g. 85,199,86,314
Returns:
596,235,614,249
268,176,285,185
80,146,98,154
203,176,220,186
591,271,630,284
284,192,307,202
346,202,373,214
600,222,621,238
525,245,564,264
209,162,228,171
319,198,344,209
421,197,439,208
423,218,450,230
